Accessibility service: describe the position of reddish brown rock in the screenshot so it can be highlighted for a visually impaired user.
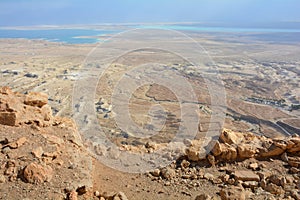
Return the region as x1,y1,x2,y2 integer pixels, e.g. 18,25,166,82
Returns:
31,147,44,158
259,143,285,157
195,194,211,200
220,129,244,145
263,183,284,195
161,167,176,180
113,192,129,200
234,170,260,182
291,190,300,200
7,137,27,149
287,156,300,167
24,92,48,108
23,162,53,184
248,162,259,170
237,144,257,159
0,86,13,95
287,138,300,153
211,141,222,157
186,147,201,161
0,112,17,126
0,87,53,127
220,186,245,200
68,190,78,200
221,144,237,161
267,175,284,187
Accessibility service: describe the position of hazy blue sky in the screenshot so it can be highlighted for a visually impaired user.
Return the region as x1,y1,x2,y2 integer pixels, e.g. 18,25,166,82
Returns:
0,0,300,27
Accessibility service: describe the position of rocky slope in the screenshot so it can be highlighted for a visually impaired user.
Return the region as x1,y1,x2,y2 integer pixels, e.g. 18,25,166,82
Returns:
0,86,93,199
149,129,300,200
0,86,300,200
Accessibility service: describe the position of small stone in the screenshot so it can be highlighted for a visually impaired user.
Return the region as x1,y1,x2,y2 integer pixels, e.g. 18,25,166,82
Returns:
213,178,223,184
145,141,157,149
227,178,236,185
290,167,300,174
151,169,160,177
291,190,300,200
113,191,128,200
68,190,78,200
1,146,10,154
6,160,16,168
94,191,100,197
234,170,260,182
260,179,267,189
181,159,190,168
76,186,87,195
31,147,43,158
248,163,258,170
281,152,289,162
64,187,73,193
259,163,266,169
257,172,267,180
7,137,27,149
286,176,294,184
220,186,245,200
4,164,16,176
280,177,287,188
242,181,258,189
0,175,6,183
267,174,282,186
220,174,230,183
288,158,300,168
204,173,214,181
264,183,284,195
195,193,211,200
186,147,200,161
182,174,190,179
164,181,171,186
161,167,176,180
207,154,216,167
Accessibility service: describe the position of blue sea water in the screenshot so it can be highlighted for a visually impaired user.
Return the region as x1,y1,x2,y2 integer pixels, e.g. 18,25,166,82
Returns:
0,29,115,44
138,25,300,33
1,25,300,44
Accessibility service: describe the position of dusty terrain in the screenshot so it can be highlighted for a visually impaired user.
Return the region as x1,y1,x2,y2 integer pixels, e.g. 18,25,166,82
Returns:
0,30,300,199
0,87,300,200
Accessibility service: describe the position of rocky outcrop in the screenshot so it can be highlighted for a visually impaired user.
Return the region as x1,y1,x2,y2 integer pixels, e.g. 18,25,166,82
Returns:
0,86,53,126
185,128,300,164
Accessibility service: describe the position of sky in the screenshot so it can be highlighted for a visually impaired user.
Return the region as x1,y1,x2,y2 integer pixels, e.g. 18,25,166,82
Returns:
0,0,300,27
